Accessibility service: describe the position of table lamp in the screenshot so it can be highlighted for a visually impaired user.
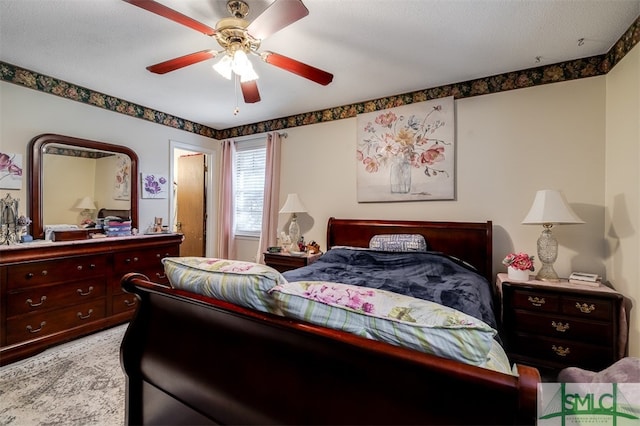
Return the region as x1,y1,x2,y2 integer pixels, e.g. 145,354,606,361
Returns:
279,193,307,251
74,196,97,221
522,189,584,281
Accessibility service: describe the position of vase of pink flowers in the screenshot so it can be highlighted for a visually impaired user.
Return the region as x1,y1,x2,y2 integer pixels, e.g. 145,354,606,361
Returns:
503,252,534,281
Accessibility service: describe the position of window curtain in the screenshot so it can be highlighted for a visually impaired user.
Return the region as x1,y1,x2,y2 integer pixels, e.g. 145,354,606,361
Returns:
217,139,236,259
255,132,282,263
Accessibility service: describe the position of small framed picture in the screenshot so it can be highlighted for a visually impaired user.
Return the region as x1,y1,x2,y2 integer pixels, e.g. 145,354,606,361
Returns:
141,173,168,199
0,153,23,190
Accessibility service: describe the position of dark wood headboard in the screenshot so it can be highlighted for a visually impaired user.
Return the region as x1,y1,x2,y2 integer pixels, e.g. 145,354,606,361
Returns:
326,217,493,282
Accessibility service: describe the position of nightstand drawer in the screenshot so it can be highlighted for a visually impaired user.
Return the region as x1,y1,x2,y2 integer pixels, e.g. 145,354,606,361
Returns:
511,289,559,312
263,252,321,273
510,335,613,370
561,296,612,321
511,310,612,345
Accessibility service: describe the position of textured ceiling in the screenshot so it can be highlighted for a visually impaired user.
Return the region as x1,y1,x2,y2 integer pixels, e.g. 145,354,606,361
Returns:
1,0,639,130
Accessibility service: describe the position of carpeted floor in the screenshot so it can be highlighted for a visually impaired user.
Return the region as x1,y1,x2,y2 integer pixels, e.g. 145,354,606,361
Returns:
0,324,127,425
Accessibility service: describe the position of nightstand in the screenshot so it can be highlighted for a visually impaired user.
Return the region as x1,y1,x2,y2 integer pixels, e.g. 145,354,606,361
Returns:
496,273,627,373
263,252,321,273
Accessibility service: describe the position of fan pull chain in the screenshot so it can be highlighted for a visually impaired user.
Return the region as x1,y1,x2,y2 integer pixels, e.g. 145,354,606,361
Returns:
233,74,240,116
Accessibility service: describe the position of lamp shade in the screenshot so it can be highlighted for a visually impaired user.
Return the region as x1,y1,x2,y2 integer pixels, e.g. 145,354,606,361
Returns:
522,190,584,225
74,196,97,211
279,193,307,214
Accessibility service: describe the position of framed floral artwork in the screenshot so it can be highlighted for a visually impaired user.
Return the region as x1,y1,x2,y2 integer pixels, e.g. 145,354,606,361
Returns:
0,153,23,190
113,154,131,200
141,173,168,199
356,96,455,202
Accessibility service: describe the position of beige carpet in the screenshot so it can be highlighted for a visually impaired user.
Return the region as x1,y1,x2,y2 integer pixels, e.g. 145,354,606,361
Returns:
0,324,127,425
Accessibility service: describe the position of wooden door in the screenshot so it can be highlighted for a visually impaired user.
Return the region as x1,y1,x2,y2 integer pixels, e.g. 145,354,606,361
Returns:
176,154,206,256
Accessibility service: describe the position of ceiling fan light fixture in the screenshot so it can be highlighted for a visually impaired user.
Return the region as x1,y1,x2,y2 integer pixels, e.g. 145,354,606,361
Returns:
231,50,250,74
240,65,259,82
213,55,233,80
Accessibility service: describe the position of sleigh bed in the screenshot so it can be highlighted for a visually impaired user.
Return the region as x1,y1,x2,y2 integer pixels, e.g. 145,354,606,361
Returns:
120,218,540,425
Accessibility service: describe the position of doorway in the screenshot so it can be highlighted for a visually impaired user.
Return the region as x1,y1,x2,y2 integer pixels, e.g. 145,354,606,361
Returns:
169,140,216,257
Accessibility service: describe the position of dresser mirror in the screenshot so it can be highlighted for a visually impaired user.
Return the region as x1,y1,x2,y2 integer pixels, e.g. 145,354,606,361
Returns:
28,134,139,240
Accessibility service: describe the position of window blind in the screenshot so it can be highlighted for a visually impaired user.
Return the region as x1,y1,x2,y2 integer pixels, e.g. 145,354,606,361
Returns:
234,140,266,236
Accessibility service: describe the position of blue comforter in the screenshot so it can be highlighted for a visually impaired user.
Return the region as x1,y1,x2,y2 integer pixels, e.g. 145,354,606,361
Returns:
282,247,498,330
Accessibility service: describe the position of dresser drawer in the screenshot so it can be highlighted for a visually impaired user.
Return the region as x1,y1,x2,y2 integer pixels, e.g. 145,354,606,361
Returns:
7,279,107,318
510,310,612,345
561,296,612,321
113,266,169,296
6,255,107,289
112,292,139,315
6,299,107,345
509,334,613,370
113,246,179,273
511,289,559,312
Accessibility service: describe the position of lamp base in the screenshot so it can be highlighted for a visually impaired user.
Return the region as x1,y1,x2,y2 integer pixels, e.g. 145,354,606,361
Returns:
535,225,560,282
535,263,560,282
288,215,300,252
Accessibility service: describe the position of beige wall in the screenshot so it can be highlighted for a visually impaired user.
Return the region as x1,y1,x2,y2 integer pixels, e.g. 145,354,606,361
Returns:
605,44,639,357
42,154,96,224
0,81,217,235
274,77,607,281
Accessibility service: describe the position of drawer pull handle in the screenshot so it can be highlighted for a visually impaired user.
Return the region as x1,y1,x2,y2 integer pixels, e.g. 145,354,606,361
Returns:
77,286,94,296
26,296,47,307
77,265,83,271
125,257,139,264
26,321,46,333
552,321,570,332
26,270,48,279
575,302,596,314
527,296,546,307
77,309,94,320
552,345,570,357
89,264,96,269
124,299,137,307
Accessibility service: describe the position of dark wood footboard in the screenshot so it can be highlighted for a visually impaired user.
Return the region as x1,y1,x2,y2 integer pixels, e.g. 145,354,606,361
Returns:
120,273,540,425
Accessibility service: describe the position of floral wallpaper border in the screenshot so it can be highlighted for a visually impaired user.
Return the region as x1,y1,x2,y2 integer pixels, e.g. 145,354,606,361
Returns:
1,16,638,141
44,146,113,159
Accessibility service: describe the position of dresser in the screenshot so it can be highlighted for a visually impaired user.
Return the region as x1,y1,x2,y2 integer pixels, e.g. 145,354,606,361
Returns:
0,233,182,365
496,274,627,373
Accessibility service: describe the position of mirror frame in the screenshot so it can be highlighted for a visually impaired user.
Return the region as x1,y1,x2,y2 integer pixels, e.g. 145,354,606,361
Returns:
28,133,139,240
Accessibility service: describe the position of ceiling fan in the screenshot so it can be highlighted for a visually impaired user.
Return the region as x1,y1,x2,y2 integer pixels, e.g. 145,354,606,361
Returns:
124,0,334,104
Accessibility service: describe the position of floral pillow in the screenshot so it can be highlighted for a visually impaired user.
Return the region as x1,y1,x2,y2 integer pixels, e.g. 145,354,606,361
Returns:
162,257,285,314
369,234,428,252
269,281,496,366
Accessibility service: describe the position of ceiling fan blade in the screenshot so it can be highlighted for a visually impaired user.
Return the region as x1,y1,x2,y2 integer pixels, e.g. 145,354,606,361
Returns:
247,0,309,40
262,51,333,86
241,80,261,103
123,0,216,36
147,50,217,74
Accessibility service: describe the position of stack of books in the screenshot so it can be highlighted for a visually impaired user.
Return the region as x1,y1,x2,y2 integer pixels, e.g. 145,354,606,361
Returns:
105,220,132,237
568,272,601,287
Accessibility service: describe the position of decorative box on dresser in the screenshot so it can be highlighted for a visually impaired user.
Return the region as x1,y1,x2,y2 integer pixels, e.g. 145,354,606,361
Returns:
496,273,627,373
0,233,182,365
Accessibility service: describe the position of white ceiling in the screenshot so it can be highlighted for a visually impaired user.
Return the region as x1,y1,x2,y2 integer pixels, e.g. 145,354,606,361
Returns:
1,0,639,130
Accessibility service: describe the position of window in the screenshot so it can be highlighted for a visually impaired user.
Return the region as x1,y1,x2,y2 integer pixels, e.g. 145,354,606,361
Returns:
234,138,266,237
